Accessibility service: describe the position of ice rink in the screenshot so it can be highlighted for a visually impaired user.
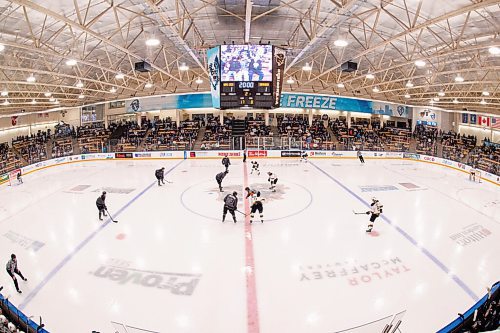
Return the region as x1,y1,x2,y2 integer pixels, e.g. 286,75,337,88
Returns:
0,157,498,333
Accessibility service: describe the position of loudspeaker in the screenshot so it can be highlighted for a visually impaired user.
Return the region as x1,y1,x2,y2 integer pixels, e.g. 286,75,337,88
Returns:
341,61,358,72
135,61,152,72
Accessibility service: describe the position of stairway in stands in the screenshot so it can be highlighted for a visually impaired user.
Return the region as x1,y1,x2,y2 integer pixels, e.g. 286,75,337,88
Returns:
232,119,246,150
192,127,207,150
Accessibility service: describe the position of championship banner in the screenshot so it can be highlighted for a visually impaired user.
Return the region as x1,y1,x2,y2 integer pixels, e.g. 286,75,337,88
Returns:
461,113,468,124
11,116,18,126
470,114,477,125
272,47,286,108
207,46,221,109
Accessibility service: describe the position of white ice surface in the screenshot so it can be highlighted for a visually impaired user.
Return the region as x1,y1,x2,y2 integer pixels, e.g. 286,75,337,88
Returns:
0,158,498,333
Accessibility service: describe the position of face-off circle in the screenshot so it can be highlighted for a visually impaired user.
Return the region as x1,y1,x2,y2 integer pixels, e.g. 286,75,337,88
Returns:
180,179,313,222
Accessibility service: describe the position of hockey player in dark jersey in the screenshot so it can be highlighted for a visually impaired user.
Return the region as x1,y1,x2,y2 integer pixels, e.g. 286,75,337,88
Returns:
96,191,107,221
222,155,231,172
300,151,308,163
357,149,365,164
222,191,238,223
366,197,383,232
250,161,260,175
6,254,27,293
250,191,265,223
155,167,165,186
215,170,228,192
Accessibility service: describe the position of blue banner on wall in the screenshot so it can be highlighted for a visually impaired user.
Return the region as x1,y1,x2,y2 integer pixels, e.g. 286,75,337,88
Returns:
470,114,477,125
126,93,212,112
461,113,468,123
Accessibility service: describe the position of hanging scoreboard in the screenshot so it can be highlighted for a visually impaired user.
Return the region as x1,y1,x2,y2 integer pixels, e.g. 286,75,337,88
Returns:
208,45,286,109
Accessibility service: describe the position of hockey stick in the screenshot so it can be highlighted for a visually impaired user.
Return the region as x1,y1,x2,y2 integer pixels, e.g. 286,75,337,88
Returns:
352,210,367,215
236,209,248,216
106,209,118,223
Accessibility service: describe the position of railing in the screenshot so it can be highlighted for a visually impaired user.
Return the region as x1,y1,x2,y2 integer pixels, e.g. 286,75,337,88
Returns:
331,311,405,333
0,292,47,333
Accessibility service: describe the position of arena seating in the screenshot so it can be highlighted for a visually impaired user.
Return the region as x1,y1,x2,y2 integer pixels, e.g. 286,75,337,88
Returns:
414,124,438,156
12,132,48,164
76,123,111,153
200,116,232,150
144,119,199,151
0,143,22,175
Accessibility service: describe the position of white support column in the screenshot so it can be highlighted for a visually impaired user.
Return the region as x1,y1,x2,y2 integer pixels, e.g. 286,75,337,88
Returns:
347,112,351,128
264,111,269,126
176,109,181,127
308,109,313,126
220,111,224,125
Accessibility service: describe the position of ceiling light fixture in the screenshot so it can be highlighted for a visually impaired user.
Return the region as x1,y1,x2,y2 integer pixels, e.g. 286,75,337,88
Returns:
333,39,348,47
404,94,411,98
145,38,160,46
480,99,487,105
44,92,52,97
145,82,153,89
453,98,459,104
414,60,426,67
302,63,312,71
286,77,295,84
438,91,445,97
366,73,375,79
115,72,125,80
76,81,84,88
66,59,77,66
488,46,500,55
195,77,203,84
31,99,37,104
372,87,380,93
405,81,413,88
78,94,85,99
26,74,36,83
2,99,9,105
482,91,490,96
54,100,60,104
455,75,464,82
0,44,5,52
49,97,55,102
337,83,345,88
179,63,189,71
433,97,440,102
1,90,8,97
110,87,117,93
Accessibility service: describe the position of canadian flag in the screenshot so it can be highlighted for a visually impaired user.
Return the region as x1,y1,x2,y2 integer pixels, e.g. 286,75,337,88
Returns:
478,116,490,127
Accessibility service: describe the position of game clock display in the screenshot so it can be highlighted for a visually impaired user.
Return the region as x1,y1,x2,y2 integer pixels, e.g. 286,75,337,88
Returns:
220,81,273,108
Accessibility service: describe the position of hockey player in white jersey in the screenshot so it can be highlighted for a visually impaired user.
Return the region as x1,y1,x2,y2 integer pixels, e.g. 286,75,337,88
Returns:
267,171,278,192
250,161,260,175
249,191,265,223
366,197,383,232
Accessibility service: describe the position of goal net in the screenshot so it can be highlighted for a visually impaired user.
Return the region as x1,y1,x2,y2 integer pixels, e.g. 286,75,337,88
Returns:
8,168,22,186
469,169,481,183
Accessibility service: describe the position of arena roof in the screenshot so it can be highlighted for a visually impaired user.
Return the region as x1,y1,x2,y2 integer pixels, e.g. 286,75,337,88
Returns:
0,0,498,115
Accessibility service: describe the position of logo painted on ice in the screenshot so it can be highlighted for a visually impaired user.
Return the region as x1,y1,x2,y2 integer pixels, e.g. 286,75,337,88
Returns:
3,230,45,252
90,264,201,296
299,257,410,286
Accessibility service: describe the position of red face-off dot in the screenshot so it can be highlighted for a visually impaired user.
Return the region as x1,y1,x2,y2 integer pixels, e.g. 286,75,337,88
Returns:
116,233,126,240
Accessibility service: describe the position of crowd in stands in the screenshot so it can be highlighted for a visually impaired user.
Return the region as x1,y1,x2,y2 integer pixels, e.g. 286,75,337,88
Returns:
200,116,232,150
414,124,438,155
0,143,22,175
246,117,271,137
12,131,48,164
441,131,477,162
145,119,199,151
467,140,499,176
76,123,110,154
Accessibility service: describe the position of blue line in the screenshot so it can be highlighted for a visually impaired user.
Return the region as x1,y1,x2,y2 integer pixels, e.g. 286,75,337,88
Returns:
18,159,184,310
310,161,479,302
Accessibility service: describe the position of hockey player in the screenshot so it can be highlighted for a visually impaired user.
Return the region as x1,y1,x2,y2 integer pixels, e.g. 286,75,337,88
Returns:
222,155,231,172
250,191,265,223
96,191,107,221
300,151,308,163
222,191,238,223
366,197,383,233
250,161,260,175
267,171,278,192
215,170,228,192
16,171,23,184
155,167,165,186
357,149,365,164
6,254,27,294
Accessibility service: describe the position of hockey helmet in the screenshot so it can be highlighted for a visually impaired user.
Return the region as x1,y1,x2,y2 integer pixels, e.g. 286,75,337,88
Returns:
233,191,238,196
371,197,378,202
102,191,107,195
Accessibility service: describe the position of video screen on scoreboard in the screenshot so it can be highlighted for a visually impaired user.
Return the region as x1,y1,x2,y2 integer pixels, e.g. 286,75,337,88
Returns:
220,45,273,82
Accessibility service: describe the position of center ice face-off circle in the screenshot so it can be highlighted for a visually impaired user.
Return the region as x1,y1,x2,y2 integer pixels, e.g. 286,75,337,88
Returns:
180,179,313,222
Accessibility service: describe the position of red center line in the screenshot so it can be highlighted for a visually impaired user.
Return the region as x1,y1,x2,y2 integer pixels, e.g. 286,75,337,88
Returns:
243,161,260,333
